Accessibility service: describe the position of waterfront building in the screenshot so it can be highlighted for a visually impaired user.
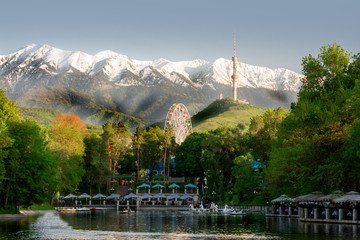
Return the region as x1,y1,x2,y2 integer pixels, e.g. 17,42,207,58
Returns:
269,191,360,225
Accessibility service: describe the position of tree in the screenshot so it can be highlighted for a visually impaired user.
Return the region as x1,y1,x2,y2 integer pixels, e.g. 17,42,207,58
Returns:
80,132,110,194
48,113,87,193
100,121,132,192
0,90,20,184
101,121,132,173
246,108,287,163
201,125,246,202
174,132,207,178
140,126,166,177
162,127,175,179
119,153,137,175
301,43,350,96
0,90,20,123
1,120,58,208
132,127,144,181
266,45,360,196
232,155,261,204
110,122,132,175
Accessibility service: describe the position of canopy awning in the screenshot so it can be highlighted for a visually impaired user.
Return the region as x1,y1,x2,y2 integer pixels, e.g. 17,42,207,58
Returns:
106,193,121,200
78,193,92,199
137,183,151,189
167,194,180,200
294,192,324,204
333,191,360,204
92,193,107,199
184,183,197,189
152,193,167,199
179,194,193,200
124,193,138,200
152,183,165,188
140,193,153,200
317,191,344,202
271,195,294,204
64,194,77,199
168,183,180,189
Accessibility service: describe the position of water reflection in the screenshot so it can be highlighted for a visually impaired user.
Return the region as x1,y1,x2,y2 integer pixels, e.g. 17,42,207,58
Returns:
0,216,38,240
1,210,360,239
266,217,360,239
59,210,263,235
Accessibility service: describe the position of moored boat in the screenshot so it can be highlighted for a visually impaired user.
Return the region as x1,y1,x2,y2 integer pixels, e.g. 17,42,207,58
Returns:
57,207,77,213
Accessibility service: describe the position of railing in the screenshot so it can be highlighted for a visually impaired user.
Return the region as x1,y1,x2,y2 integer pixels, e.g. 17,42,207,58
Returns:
233,205,267,213
168,177,185,183
137,177,186,183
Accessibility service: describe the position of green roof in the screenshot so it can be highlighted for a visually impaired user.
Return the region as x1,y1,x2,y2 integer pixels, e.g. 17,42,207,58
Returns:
114,174,133,180
152,175,167,180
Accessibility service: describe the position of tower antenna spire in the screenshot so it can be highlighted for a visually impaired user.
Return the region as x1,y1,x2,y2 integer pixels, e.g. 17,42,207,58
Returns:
232,33,237,101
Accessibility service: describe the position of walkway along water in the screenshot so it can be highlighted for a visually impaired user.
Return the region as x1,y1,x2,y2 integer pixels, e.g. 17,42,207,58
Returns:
267,191,360,225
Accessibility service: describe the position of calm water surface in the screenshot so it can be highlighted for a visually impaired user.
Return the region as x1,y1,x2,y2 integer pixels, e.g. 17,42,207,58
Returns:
1,209,360,239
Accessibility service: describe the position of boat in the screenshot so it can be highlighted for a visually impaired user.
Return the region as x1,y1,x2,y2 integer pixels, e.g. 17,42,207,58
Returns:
57,207,91,213
57,207,77,213
76,207,91,212
121,208,135,214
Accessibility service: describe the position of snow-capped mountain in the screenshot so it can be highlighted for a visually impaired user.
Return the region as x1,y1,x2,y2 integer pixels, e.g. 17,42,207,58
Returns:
0,44,302,123
0,44,302,91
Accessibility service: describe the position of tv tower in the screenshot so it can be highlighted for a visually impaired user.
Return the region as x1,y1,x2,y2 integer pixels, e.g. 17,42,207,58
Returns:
232,34,237,101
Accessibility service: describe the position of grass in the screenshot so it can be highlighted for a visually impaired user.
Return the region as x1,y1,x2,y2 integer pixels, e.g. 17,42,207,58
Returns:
19,202,53,211
0,203,53,214
21,106,144,131
0,205,18,214
192,98,266,132
20,98,266,133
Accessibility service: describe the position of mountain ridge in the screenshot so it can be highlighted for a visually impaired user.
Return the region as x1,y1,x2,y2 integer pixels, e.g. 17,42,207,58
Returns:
0,44,302,123
0,44,302,91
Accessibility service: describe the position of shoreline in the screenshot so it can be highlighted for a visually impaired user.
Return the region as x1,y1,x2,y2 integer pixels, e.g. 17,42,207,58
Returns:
0,210,51,219
139,206,190,210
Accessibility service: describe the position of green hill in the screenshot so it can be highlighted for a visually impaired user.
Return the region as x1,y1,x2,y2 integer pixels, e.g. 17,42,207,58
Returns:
192,98,266,132
19,97,266,133
21,108,61,127
20,107,144,131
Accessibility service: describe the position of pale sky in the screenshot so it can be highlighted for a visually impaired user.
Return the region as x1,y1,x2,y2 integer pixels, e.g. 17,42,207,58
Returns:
0,0,359,73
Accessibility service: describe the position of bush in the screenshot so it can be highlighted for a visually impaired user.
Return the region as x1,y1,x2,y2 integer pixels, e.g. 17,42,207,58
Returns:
0,205,18,214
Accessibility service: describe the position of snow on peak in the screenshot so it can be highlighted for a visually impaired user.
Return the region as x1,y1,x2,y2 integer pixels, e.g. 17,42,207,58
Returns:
0,44,303,91
212,57,302,91
152,58,170,68
94,50,129,62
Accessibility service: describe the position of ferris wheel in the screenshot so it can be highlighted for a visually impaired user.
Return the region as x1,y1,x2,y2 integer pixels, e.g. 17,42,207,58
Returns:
164,103,192,145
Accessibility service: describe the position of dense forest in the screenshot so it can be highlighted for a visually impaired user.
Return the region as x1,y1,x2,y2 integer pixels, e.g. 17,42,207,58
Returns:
0,44,359,212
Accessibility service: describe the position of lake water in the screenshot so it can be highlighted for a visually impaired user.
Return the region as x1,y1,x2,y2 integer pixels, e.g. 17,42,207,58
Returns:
1,209,360,239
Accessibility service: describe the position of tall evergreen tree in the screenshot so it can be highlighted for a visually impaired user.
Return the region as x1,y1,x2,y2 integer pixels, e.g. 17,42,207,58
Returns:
132,127,144,181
